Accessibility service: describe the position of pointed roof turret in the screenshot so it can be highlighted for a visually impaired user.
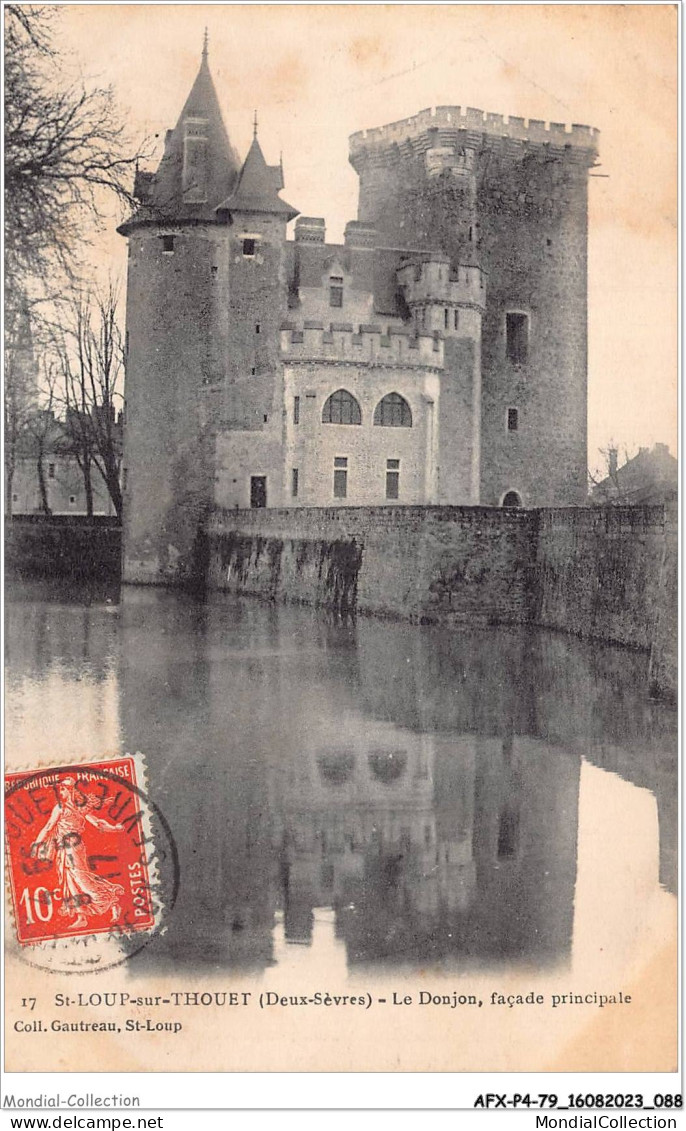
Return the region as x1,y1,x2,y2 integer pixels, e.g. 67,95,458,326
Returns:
119,37,241,231
216,130,298,219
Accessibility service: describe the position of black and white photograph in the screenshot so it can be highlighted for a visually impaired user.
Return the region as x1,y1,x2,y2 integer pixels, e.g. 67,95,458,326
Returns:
3,0,678,1099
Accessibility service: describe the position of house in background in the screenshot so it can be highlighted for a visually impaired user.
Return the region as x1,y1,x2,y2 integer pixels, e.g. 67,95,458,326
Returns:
590,443,677,507
11,410,120,517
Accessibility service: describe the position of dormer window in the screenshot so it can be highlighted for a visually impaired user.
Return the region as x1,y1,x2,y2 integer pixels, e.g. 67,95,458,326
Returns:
182,117,209,203
329,276,344,308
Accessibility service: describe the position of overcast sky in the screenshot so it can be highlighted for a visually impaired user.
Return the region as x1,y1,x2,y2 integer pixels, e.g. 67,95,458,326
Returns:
54,3,677,467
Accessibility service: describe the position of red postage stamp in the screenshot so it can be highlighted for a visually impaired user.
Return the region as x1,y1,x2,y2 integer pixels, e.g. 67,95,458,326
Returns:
4,756,156,945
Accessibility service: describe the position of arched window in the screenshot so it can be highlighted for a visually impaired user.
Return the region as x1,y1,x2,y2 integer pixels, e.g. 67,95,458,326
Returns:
322,389,361,425
373,393,412,428
502,491,522,508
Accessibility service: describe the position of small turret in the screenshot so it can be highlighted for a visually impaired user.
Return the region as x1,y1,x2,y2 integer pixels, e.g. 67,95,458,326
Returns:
119,35,241,233
216,133,298,220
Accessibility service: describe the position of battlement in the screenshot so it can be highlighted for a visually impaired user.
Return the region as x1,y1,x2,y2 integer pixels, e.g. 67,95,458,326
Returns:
280,322,444,366
397,259,486,309
349,105,599,158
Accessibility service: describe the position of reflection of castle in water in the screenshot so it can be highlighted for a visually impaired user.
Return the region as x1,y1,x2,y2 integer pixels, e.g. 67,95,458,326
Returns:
276,728,579,967
5,586,676,973
104,593,676,975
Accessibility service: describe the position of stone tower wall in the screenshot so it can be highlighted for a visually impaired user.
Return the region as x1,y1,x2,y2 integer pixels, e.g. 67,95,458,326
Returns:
350,111,597,507
223,212,290,430
122,225,226,583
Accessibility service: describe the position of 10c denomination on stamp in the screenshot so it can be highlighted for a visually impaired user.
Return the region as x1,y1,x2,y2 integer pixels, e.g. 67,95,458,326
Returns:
5,756,159,950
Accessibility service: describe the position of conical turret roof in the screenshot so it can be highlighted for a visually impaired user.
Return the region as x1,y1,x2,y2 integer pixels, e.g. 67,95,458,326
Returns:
120,39,241,228
216,134,298,219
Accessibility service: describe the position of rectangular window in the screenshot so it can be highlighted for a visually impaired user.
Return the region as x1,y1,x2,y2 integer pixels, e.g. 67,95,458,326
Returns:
161,235,175,254
69,496,76,505
291,468,299,498
48,463,55,479
255,323,260,334
386,458,400,500
497,809,520,858
444,308,449,329
242,238,256,257
250,476,267,509
507,408,519,432
506,312,529,365
333,456,348,499
454,309,459,330
329,277,344,308
293,396,300,424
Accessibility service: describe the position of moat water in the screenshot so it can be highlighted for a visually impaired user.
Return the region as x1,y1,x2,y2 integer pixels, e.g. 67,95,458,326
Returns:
5,577,677,983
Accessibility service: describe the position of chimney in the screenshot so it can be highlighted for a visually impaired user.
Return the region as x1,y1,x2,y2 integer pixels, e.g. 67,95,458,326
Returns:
344,221,377,249
294,216,325,243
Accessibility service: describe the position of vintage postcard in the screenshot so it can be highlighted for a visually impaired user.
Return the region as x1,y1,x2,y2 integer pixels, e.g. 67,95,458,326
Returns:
3,0,678,1095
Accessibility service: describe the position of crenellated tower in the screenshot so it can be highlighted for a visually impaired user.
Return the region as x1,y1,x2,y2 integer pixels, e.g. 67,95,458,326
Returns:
350,107,598,506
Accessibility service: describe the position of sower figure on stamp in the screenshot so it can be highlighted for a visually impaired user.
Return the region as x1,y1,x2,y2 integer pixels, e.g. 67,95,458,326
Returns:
31,777,126,930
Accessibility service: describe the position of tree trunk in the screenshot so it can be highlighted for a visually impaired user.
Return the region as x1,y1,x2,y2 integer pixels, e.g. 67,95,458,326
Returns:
36,451,51,515
5,461,15,517
83,456,94,518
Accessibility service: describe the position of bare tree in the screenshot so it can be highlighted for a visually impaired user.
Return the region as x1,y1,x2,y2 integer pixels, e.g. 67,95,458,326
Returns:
588,441,637,505
22,360,63,516
51,284,124,519
4,296,39,514
4,5,142,307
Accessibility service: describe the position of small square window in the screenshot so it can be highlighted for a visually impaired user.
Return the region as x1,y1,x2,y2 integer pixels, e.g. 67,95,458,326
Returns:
507,408,519,432
69,496,76,505
161,235,175,254
243,238,256,257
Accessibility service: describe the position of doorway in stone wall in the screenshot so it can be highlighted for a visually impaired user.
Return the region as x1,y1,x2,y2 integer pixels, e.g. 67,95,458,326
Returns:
250,476,267,508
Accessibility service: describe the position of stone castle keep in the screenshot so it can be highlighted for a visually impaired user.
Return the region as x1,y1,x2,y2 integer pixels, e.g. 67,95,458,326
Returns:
119,43,599,584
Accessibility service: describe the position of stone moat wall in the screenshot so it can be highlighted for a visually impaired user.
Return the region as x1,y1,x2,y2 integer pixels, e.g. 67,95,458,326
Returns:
6,517,122,580
207,503,676,701
5,506,676,702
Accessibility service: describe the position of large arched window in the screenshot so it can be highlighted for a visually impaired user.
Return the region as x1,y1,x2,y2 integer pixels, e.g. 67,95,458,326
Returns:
373,392,412,428
322,389,361,425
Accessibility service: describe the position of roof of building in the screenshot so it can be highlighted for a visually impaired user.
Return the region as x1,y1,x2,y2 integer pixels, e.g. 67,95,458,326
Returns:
591,443,678,506
216,134,298,219
285,237,432,320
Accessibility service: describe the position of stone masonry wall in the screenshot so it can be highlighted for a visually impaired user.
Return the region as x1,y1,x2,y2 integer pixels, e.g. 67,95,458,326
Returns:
206,503,676,700
533,506,667,648
209,505,537,624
